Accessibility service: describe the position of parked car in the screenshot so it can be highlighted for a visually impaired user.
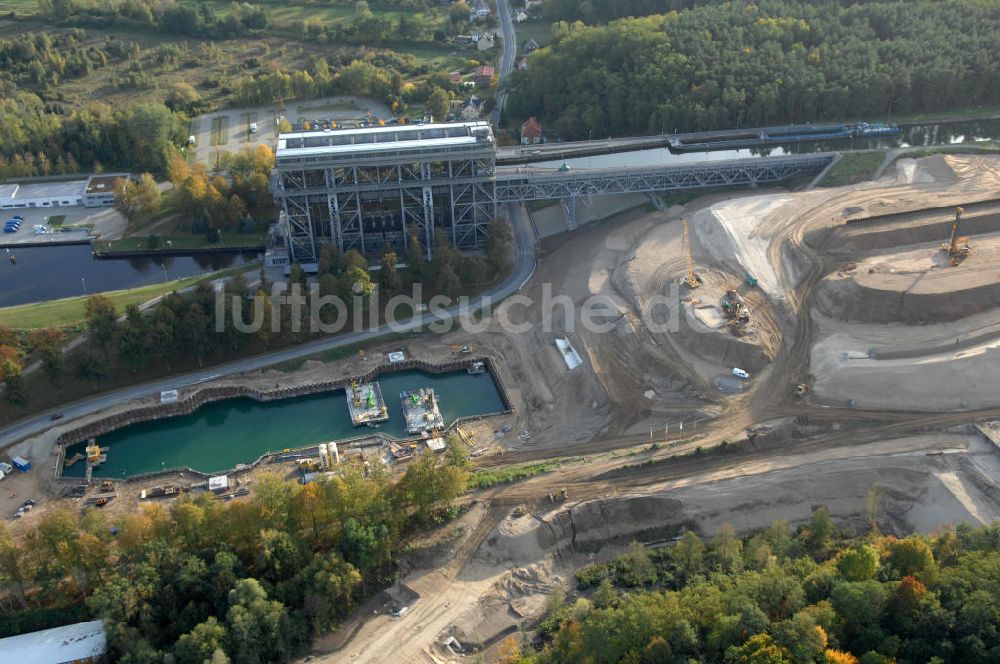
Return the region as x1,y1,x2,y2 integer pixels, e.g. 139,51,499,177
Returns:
731,367,750,379
0,462,11,474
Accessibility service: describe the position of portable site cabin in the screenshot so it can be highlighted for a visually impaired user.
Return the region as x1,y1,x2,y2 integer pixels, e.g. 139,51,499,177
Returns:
11,456,31,472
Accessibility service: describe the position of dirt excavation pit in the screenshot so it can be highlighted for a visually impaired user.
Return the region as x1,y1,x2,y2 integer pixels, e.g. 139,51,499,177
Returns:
613,200,785,392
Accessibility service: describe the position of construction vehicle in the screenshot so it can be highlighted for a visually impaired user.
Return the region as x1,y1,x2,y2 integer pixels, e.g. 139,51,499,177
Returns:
941,207,971,266
721,288,750,335
682,220,702,289
794,383,809,398
549,487,568,503
94,497,109,508
100,480,114,493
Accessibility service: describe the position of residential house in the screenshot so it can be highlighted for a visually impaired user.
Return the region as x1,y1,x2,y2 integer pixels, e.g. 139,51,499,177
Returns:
523,38,540,54
461,96,484,120
470,0,491,21
515,9,528,22
473,65,495,84
521,117,543,145
450,71,463,85
516,56,528,71
476,32,496,51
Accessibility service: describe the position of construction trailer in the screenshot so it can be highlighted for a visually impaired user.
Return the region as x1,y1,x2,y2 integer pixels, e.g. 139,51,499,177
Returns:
271,121,497,265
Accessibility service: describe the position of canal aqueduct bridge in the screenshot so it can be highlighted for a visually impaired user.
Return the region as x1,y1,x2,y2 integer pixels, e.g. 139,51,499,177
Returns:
271,121,834,264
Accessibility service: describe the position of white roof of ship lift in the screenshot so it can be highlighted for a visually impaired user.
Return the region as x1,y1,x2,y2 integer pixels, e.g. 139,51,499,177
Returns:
276,121,493,158
0,620,106,663
278,136,481,158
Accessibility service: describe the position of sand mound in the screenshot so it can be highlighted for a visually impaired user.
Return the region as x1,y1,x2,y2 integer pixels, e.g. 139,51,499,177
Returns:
894,154,958,185
691,194,797,303
815,235,1000,324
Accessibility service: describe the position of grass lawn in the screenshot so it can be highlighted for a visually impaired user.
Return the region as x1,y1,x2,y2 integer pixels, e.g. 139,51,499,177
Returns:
0,263,259,329
469,460,564,489
515,19,555,48
47,215,66,227
817,151,886,187
0,0,37,15
97,231,267,254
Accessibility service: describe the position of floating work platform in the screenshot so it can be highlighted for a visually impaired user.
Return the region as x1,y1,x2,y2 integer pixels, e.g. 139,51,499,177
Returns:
400,388,445,435
346,380,389,426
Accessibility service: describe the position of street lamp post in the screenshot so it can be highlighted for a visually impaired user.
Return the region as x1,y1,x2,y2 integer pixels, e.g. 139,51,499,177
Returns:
81,277,87,295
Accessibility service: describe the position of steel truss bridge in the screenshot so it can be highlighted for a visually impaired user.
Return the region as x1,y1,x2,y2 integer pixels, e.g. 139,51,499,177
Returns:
495,153,834,229
273,126,833,263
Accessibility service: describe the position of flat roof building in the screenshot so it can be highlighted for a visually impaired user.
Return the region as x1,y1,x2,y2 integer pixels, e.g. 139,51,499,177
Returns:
271,121,497,264
84,173,129,207
0,619,106,663
0,173,128,210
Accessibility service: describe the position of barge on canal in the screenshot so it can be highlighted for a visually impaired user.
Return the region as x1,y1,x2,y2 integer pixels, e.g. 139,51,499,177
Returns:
666,122,898,152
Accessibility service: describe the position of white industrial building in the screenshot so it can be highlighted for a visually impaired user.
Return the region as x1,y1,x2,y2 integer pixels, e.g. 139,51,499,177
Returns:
0,619,107,663
0,174,128,210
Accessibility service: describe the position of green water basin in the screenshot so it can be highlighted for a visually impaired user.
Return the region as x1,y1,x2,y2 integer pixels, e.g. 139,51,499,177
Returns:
64,369,504,479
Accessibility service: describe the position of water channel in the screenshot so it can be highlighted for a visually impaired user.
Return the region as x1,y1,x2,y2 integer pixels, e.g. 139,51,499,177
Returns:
62,369,505,479
535,118,1000,170
0,245,261,308
3,121,996,309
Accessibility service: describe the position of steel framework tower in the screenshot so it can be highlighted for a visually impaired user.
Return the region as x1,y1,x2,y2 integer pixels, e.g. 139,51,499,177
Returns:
271,122,497,264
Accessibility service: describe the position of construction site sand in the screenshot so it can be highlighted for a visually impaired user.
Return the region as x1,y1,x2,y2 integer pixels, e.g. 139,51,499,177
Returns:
815,233,1000,324
612,195,788,389
525,432,1000,554
811,335,1000,412
828,209,1000,255
690,193,798,303
893,154,959,185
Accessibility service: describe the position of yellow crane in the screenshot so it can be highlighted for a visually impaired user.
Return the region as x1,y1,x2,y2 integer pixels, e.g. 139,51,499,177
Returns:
682,220,700,289
942,206,971,266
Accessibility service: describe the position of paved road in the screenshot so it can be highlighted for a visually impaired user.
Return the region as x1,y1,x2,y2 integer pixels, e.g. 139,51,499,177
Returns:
0,205,536,448
492,0,517,127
